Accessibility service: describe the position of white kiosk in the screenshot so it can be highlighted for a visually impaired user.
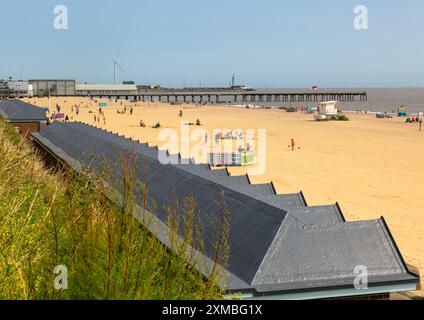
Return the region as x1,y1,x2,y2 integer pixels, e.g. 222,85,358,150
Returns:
314,101,339,120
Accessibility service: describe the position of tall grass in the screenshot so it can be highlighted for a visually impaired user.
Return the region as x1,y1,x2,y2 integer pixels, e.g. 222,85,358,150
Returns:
0,119,227,300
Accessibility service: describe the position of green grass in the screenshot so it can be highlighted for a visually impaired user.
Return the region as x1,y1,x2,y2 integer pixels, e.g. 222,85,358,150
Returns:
0,119,226,300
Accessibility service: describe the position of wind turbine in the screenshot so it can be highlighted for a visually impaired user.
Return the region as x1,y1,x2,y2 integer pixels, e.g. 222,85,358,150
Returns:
112,49,125,84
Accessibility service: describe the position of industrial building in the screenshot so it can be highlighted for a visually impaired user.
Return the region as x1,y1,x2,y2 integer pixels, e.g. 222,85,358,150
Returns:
31,121,420,300
29,79,76,97
0,100,47,138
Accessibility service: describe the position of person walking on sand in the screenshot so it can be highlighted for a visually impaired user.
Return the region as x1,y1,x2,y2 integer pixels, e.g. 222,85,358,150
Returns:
179,110,183,118
130,107,133,115
215,132,222,146
204,132,209,145
291,139,295,151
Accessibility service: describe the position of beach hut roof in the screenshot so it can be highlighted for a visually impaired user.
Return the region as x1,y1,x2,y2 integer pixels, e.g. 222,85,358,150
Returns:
31,122,419,299
0,100,46,122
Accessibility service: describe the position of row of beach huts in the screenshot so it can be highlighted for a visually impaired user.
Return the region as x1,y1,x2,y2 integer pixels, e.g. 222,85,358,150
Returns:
0,99,420,300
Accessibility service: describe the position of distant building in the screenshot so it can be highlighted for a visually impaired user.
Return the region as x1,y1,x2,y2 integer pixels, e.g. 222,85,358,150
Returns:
6,81,32,97
0,80,9,97
318,101,339,116
137,83,161,91
0,100,47,139
75,83,138,97
29,79,76,97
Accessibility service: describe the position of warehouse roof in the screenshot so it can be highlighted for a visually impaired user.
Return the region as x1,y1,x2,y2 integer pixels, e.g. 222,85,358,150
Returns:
29,79,75,81
31,122,419,298
0,100,46,122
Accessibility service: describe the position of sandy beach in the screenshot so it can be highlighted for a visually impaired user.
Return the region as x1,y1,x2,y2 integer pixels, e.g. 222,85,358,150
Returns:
24,97,424,296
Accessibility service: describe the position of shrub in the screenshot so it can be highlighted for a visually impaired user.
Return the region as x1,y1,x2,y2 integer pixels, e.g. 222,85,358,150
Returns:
336,115,349,121
0,119,225,300
319,115,350,122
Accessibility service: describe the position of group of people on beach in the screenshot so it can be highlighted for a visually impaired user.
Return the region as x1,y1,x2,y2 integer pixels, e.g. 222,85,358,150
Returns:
138,119,160,129
237,143,251,154
214,130,245,145
46,98,140,127
93,114,106,125
406,116,422,123
213,130,252,154
71,105,80,115
116,105,134,115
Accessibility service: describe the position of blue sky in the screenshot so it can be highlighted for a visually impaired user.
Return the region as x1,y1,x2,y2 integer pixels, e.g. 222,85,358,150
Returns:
1,0,423,87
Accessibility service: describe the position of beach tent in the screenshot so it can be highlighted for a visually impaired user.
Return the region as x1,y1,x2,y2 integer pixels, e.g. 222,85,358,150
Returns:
53,113,65,119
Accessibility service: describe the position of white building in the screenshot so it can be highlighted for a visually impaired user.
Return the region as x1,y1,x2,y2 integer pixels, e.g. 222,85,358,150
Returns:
318,101,339,116
7,81,28,95
5,81,33,97
76,83,138,96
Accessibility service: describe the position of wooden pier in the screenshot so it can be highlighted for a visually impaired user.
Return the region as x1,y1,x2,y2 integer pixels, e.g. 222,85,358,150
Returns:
2,87,368,104
134,90,368,104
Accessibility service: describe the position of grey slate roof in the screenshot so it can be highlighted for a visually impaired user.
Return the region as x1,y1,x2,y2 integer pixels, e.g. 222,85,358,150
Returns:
252,217,416,293
31,121,419,297
0,100,46,122
174,163,308,211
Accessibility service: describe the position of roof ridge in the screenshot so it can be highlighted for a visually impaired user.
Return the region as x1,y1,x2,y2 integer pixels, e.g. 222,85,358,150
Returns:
251,214,294,285
378,217,411,274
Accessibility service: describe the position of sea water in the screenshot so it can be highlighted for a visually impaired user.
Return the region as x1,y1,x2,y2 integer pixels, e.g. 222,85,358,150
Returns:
236,88,424,113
